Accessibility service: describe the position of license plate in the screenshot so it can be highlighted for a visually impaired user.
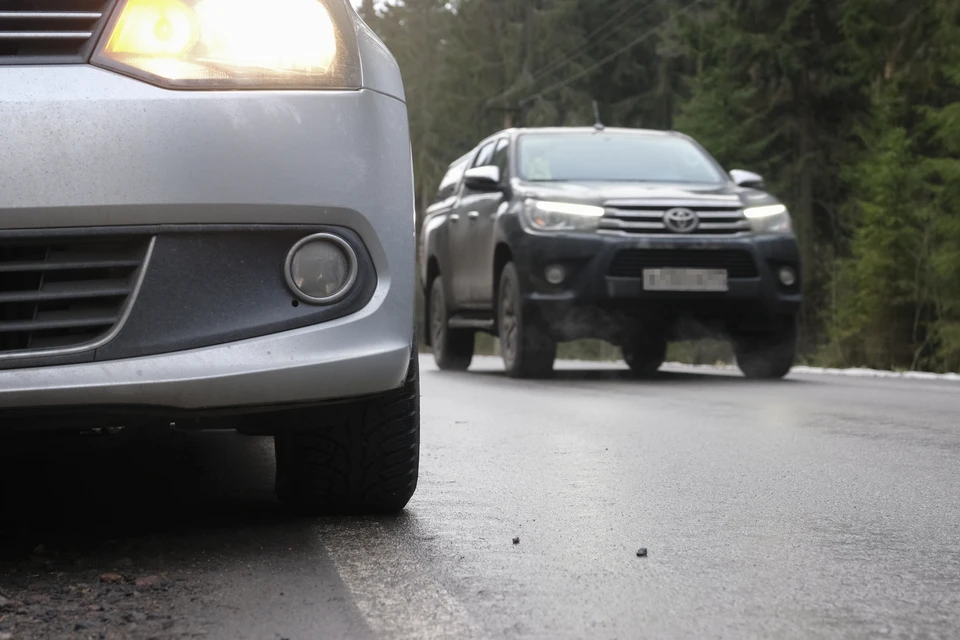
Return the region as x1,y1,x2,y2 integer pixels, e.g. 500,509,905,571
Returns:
643,268,728,292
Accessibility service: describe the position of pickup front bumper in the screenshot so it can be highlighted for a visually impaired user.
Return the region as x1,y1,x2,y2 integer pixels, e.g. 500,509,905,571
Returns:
510,230,802,339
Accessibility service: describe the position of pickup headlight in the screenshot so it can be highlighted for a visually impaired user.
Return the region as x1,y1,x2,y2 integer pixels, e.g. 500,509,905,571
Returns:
744,204,793,234
92,0,360,90
522,199,605,232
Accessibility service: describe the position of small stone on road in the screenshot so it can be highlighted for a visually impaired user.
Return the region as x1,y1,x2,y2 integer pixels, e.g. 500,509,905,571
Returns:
135,576,163,590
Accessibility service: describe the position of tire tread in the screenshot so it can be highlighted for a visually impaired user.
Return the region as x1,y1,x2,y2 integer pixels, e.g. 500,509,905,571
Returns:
275,351,420,514
430,276,474,371
499,262,556,379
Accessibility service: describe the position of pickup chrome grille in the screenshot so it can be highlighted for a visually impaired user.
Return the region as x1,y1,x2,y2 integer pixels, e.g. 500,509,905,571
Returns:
608,249,760,279
0,0,114,63
0,236,152,356
600,205,750,235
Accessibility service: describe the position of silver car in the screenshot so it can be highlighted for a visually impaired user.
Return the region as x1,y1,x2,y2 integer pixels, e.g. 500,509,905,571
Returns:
0,0,419,513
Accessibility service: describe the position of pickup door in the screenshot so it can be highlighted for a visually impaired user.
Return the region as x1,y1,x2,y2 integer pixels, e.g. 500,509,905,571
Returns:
457,137,509,307
424,154,472,308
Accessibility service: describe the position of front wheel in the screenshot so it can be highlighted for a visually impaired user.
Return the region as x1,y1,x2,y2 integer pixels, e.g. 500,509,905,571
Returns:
273,352,420,514
498,262,556,379
733,319,797,380
622,336,667,377
429,276,474,371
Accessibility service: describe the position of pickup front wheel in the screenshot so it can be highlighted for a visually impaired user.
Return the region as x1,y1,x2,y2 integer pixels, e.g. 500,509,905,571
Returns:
622,336,667,377
498,262,556,378
429,276,474,371
733,319,797,379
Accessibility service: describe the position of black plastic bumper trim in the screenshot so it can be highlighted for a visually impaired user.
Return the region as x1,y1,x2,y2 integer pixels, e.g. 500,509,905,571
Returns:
0,225,378,370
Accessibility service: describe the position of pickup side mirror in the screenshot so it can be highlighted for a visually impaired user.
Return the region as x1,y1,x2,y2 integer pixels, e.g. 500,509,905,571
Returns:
463,166,502,192
730,169,765,190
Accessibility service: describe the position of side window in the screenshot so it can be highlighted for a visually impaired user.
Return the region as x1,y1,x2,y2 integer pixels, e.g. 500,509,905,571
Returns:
435,159,466,202
472,141,496,168
491,138,509,177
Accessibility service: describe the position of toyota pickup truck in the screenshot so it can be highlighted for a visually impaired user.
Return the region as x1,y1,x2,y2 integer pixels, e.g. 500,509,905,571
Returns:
420,126,801,379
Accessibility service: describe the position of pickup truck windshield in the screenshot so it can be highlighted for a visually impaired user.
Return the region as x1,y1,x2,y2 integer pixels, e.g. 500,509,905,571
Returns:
517,132,726,184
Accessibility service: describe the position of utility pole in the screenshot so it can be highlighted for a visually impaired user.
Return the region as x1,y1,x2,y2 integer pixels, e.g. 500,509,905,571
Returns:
484,103,521,129
360,0,375,21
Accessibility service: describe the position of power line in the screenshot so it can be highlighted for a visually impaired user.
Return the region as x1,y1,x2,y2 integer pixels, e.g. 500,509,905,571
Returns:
485,0,654,107
517,0,706,107
486,0,652,107
583,0,651,44
512,0,650,88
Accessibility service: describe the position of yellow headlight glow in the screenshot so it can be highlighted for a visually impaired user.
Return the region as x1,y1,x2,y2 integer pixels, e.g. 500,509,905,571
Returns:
106,0,199,56
195,0,336,73
96,0,346,89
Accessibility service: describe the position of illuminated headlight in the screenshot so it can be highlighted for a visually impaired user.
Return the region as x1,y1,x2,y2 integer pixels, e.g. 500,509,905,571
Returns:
285,233,358,304
93,0,360,90
743,204,793,234
522,199,605,232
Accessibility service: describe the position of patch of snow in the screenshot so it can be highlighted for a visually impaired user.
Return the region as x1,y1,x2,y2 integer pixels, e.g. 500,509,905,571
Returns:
660,361,960,382
790,366,960,382
443,354,960,382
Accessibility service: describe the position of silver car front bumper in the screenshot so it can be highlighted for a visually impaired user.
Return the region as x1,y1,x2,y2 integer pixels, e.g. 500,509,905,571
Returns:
0,64,414,412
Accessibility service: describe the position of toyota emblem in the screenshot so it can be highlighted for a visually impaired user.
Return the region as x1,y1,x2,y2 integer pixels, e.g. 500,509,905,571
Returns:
663,208,699,233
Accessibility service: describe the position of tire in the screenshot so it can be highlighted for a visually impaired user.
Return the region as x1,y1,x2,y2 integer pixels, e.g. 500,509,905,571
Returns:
498,262,556,379
622,336,667,377
273,349,420,514
429,275,474,371
734,319,797,380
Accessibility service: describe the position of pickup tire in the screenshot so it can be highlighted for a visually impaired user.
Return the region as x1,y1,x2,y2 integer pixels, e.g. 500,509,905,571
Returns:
429,276,474,371
273,348,420,514
734,319,797,380
498,262,556,378
622,336,667,377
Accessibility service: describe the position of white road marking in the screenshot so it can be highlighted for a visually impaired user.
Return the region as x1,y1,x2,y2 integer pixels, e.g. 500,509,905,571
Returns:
321,520,485,640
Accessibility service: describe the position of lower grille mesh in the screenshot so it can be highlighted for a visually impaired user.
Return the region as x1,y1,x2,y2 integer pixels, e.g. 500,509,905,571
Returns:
0,236,151,355
608,249,760,279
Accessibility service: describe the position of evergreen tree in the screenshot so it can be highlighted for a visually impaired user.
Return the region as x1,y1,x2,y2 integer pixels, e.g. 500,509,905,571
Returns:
369,0,960,371
825,0,960,371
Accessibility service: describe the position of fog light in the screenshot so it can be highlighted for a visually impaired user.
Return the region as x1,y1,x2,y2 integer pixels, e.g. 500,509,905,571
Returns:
545,264,566,285
778,266,797,287
285,233,358,304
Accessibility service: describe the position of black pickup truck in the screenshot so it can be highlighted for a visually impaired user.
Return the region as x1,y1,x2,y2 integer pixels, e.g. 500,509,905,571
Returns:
419,126,802,379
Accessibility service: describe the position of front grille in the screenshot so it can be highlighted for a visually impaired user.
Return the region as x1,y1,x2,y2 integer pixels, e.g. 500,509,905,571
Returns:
608,249,759,279
600,205,750,235
0,236,151,355
0,0,113,63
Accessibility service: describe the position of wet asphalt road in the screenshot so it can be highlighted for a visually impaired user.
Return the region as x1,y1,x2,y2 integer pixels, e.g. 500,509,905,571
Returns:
1,356,959,639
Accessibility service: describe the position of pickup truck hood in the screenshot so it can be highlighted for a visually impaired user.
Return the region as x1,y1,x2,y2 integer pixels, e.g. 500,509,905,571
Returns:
512,180,780,209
